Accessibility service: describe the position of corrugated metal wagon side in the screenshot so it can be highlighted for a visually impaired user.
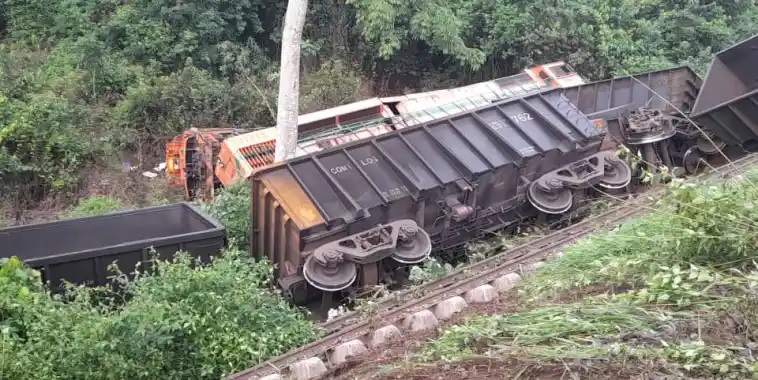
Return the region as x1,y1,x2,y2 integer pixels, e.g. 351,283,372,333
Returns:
691,33,758,152
542,66,719,175
251,93,633,305
546,65,701,120
0,203,227,289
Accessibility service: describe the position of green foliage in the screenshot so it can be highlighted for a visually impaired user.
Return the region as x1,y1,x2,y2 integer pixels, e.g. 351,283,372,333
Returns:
661,178,758,266
202,181,251,248
42,36,148,102
626,264,722,308
300,59,367,112
0,257,46,334
67,195,126,218
3,0,758,215
0,247,320,380
350,0,758,78
519,172,758,302
423,304,667,361
422,297,758,377
409,257,455,284
112,64,273,149
0,92,102,193
4,0,62,46
101,248,319,379
100,0,269,75
349,0,486,69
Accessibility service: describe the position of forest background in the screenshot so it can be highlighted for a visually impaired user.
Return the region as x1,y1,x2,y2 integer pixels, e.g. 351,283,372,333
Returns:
3,2,758,379
0,0,756,221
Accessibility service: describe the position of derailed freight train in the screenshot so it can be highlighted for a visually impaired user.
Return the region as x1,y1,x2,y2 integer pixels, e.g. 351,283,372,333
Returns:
250,92,633,304
250,59,758,307
7,35,758,303
543,65,729,175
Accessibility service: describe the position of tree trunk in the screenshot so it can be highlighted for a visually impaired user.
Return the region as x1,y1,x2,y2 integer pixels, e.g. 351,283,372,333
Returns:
274,0,309,162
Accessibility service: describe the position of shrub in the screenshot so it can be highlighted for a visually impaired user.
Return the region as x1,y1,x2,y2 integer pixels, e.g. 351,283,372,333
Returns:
300,59,368,112
111,64,274,157
202,181,251,248
0,93,102,199
0,247,320,380
67,195,126,218
661,177,758,267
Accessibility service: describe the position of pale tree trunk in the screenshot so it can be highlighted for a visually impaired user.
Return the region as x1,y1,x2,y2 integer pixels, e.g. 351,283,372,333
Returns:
274,0,309,162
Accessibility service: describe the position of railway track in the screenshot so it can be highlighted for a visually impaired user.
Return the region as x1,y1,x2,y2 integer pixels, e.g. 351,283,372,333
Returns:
231,153,758,380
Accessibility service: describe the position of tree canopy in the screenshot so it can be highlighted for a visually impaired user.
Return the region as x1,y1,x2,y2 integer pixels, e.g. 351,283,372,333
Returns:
0,0,756,216
1,1,758,378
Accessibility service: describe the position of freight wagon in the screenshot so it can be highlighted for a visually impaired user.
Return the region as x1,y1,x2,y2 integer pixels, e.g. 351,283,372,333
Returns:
551,65,701,120
692,34,758,152
250,92,632,306
0,203,226,289
542,65,719,175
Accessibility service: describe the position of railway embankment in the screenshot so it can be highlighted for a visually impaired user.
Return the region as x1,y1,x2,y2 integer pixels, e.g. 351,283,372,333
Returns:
331,167,758,379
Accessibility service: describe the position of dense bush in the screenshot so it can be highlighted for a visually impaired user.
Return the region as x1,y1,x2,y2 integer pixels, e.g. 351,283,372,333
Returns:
67,195,127,218
661,175,758,267
300,59,369,112
113,64,273,148
3,0,758,216
0,93,102,195
202,180,252,249
0,248,320,380
519,171,758,302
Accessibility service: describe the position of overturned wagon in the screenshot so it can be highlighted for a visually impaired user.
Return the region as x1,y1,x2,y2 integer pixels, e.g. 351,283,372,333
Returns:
551,65,701,121
251,94,632,304
692,33,758,152
542,66,717,174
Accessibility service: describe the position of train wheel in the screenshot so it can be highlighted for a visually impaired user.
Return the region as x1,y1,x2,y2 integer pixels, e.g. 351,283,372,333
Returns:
683,146,703,175
527,181,573,215
697,135,726,156
303,255,357,292
392,223,432,264
597,155,632,189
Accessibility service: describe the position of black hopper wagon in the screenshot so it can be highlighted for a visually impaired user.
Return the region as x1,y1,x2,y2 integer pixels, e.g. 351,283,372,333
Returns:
0,203,227,290
691,33,758,154
250,92,633,307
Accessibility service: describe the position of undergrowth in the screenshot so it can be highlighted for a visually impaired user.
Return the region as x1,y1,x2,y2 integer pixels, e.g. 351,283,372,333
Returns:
404,171,758,378
0,247,320,379
522,172,758,302
202,181,251,249
66,195,127,218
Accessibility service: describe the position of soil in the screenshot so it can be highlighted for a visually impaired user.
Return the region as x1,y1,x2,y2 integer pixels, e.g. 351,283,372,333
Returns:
357,358,682,380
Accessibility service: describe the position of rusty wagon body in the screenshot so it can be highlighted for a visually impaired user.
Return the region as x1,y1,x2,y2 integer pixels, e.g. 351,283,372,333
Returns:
249,92,632,304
